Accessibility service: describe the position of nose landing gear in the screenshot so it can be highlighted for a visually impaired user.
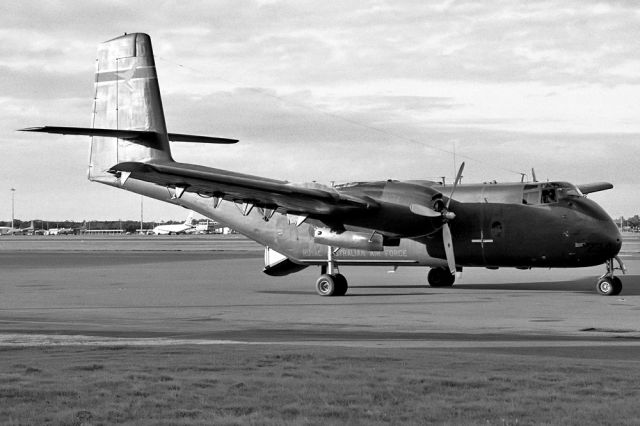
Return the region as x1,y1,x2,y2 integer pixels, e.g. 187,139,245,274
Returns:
596,256,626,296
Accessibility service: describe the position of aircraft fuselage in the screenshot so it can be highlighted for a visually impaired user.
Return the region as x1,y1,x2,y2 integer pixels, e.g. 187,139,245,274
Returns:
119,177,621,270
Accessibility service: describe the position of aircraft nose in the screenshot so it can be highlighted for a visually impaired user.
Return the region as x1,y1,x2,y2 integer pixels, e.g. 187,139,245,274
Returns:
573,198,622,260
597,220,622,259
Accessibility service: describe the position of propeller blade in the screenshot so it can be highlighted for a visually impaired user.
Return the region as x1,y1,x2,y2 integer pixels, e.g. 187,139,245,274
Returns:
442,223,456,275
410,203,442,217
446,162,465,209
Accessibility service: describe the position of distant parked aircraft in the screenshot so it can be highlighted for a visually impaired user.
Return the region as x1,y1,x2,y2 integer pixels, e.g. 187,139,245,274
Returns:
152,212,195,235
0,221,37,235
17,221,37,235
0,226,20,235
45,229,69,235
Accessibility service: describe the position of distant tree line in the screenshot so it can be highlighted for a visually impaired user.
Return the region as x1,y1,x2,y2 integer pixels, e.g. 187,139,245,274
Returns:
0,219,185,234
619,215,640,231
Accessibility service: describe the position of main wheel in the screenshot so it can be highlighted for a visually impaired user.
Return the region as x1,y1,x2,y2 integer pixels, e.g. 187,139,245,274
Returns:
427,267,455,287
611,276,622,296
316,274,337,296
333,273,349,296
596,277,619,296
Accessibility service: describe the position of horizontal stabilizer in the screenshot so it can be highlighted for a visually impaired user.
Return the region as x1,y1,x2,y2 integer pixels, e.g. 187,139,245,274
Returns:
167,132,238,144
20,126,238,145
578,182,613,194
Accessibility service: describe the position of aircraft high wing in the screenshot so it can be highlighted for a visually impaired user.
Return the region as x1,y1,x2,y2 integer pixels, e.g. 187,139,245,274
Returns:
22,33,625,297
111,160,377,218
108,160,458,238
577,182,613,195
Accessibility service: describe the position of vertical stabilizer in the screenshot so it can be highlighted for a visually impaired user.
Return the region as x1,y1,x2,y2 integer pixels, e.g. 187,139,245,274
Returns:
90,33,172,183
184,211,194,226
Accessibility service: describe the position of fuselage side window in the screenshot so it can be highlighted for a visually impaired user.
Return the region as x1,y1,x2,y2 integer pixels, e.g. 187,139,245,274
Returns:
523,188,540,205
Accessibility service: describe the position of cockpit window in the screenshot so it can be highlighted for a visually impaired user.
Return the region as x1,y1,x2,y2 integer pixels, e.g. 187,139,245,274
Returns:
541,188,556,204
557,186,582,198
522,182,582,205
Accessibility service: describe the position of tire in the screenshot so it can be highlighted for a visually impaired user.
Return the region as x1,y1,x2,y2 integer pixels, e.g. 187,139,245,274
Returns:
427,267,455,287
596,277,616,296
316,274,336,296
611,277,623,296
333,273,349,296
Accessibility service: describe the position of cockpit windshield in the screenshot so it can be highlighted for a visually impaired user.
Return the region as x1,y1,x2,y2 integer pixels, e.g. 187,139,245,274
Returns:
522,182,583,205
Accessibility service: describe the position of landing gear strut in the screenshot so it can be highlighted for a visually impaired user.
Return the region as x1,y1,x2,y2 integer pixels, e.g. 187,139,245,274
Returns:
315,246,348,296
596,256,626,296
427,267,456,287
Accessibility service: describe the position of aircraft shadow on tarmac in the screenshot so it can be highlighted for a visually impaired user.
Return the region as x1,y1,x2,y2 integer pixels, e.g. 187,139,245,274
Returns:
445,275,640,295
258,276,640,297
333,285,436,297
258,289,428,297
324,275,640,296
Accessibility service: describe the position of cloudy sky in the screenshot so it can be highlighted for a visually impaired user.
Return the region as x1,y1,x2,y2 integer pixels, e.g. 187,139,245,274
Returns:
2,0,640,221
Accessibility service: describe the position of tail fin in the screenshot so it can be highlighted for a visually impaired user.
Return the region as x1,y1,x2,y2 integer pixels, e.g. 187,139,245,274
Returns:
89,33,172,183
184,211,194,226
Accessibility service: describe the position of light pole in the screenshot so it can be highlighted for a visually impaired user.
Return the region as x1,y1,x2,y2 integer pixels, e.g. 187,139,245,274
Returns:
140,195,144,234
10,188,15,229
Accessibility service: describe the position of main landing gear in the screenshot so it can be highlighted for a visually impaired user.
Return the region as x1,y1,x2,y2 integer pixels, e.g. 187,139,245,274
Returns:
315,246,349,296
596,256,626,296
427,267,456,287
316,273,348,296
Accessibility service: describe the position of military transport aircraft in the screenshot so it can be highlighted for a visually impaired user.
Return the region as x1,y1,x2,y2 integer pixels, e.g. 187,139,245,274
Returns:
22,33,625,296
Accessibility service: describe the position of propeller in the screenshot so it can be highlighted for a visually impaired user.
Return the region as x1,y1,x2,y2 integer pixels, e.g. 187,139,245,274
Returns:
442,221,456,274
440,162,464,274
411,162,465,275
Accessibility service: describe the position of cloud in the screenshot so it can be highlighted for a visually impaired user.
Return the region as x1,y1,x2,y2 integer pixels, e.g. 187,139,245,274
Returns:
2,0,640,219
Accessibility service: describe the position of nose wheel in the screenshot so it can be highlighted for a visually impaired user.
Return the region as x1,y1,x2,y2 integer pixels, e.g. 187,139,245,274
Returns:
596,257,625,296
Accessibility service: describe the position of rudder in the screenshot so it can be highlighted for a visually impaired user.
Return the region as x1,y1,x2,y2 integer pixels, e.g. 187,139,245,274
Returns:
89,33,172,183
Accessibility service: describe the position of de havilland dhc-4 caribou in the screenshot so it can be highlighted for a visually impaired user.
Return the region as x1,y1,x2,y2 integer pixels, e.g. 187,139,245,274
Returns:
23,33,626,296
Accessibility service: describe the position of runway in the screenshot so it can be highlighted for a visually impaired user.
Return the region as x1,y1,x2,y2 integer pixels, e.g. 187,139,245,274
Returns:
0,234,639,352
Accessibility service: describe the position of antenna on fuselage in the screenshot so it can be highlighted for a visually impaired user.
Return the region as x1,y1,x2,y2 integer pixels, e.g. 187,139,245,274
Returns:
452,140,457,184
531,168,538,183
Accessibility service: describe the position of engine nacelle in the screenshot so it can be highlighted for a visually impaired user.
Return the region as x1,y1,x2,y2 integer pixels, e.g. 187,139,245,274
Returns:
313,228,384,251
